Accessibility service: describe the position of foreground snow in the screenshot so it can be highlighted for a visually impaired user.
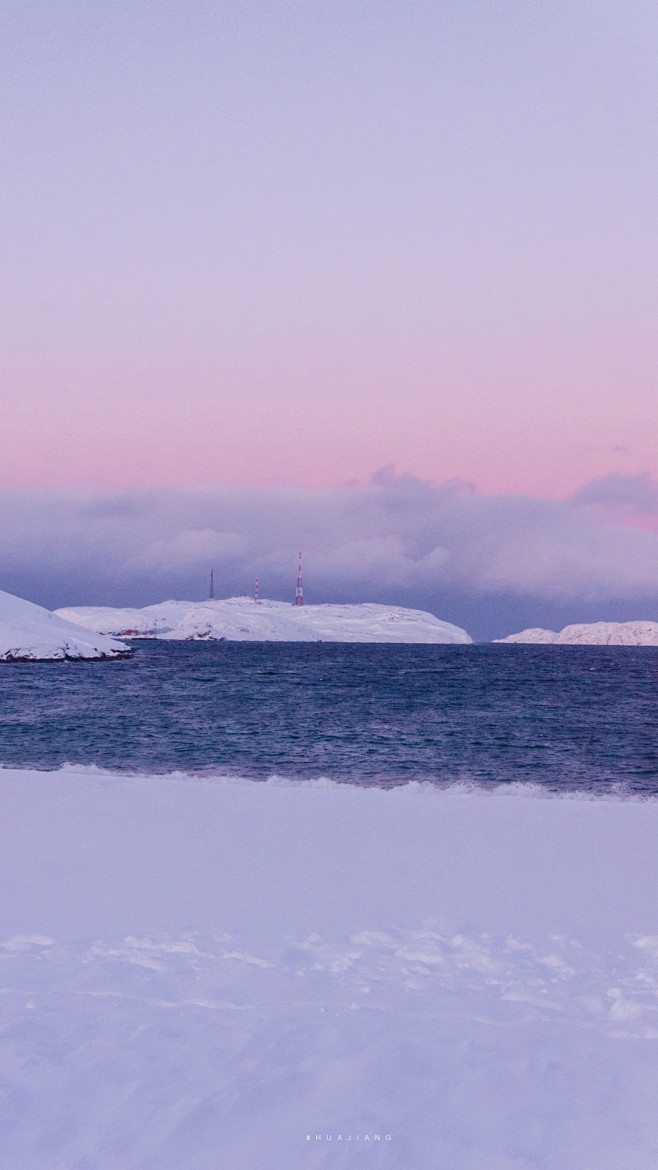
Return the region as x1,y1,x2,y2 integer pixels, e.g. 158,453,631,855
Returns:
55,597,472,643
0,589,130,661
495,619,658,645
1,768,658,1169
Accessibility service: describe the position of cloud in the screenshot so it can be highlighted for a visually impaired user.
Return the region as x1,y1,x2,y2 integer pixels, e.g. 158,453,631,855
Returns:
571,472,658,514
3,469,658,638
137,530,247,572
312,536,419,588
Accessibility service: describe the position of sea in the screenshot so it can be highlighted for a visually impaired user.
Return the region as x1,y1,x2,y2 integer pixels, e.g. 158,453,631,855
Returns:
1,640,657,793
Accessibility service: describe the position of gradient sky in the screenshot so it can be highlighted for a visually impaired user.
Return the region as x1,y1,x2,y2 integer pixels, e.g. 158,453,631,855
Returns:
2,0,657,499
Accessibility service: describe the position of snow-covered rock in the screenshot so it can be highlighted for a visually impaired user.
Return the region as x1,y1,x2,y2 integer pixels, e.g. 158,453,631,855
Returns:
495,620,658,645
55,597,472,644
0,589,131,661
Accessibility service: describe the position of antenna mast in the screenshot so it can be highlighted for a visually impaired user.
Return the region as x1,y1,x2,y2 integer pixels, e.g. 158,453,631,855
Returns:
209,568,214,600
294,552,304,606
254,576,260,604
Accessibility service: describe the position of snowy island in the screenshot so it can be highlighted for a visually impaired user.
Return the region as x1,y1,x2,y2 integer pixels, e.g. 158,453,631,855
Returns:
55,597,472,644
0,589,131,661
496,620,658,645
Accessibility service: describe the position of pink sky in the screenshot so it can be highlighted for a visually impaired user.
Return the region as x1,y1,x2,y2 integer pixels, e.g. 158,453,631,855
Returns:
2,1,657,505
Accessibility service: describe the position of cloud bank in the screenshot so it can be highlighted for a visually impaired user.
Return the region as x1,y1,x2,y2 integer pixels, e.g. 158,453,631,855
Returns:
3,470,658,641
571,472,658,515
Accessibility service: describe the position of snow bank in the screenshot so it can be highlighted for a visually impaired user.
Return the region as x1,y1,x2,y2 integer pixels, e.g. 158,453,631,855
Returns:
2,767,658,1168
0,589,130,661
495,619,658,645
55,596,472,643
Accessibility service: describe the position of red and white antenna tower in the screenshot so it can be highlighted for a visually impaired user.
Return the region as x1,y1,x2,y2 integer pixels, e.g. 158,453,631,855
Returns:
294,552,304,606
254,576,260,604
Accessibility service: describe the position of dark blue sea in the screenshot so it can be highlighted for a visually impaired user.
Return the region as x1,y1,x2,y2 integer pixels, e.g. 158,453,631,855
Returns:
0,641,657,792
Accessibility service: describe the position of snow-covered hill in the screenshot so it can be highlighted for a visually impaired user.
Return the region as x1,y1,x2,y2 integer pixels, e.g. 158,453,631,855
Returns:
495,620,658,645
55,598,472,644
0,590,131,661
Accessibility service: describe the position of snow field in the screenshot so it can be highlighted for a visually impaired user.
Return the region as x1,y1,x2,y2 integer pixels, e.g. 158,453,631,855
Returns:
1,770,658,1168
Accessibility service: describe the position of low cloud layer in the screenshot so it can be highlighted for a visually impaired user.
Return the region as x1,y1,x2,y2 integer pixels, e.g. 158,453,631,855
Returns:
3,470,658,640
571,472,658,514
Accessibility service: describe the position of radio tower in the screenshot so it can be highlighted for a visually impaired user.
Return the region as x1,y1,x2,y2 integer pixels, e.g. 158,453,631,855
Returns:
254,576,260,604
209,568,214,600
294,552,304,606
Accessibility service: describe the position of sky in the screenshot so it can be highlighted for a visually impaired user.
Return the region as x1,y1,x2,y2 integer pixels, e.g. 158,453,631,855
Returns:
2,1,658,635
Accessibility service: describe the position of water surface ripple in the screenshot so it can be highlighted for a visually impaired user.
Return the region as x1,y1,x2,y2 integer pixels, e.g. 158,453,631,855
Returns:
0,642,656,792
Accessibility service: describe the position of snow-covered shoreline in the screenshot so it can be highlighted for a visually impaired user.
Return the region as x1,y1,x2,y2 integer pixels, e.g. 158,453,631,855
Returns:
0,589,130,661
2,766,658,1168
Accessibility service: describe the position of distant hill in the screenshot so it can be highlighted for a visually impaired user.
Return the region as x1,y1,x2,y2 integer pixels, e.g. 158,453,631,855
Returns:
495,621,658,646
55,597,472,644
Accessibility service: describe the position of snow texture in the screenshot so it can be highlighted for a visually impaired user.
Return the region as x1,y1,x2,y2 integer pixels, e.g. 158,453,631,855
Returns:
55,597,472,643
1,767,658,1168
0,589,130,661
495,619,658,645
